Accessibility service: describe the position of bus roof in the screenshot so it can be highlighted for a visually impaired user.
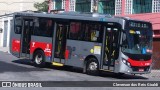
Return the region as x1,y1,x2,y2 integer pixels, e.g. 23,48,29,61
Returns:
13,11,151,28
13,11,123,23
114,16,151,23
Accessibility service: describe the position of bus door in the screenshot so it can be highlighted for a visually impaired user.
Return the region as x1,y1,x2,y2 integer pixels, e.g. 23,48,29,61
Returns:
20,18,34,58
102,23,121,70
53,22,69,63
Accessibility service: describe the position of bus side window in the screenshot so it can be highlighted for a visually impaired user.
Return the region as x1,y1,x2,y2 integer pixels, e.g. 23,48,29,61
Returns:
14,16,22,34
84,24,90,41
69,22,81,40
84,23,102,42
68,22,103,43
33,18,53,37
90,24,101,42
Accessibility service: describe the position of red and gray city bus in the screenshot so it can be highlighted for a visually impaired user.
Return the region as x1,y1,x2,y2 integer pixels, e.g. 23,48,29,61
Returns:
10,11,153,75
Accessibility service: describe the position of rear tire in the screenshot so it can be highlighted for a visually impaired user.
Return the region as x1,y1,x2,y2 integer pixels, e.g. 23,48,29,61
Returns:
86,58,99,75
33,50,46,68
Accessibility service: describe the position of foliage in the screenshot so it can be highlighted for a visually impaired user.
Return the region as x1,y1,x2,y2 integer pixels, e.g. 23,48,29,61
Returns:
34,1,48,12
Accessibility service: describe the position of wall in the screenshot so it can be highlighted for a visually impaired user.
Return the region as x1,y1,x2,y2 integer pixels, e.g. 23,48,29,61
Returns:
0,15,13,47
152,38,160,69
0,0,44,15
0,0,44,48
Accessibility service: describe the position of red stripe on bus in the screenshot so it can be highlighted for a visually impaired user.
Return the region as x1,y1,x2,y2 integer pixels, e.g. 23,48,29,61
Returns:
30,41,52,57
128,58,152,67
65,49,69,60
12,39,21,52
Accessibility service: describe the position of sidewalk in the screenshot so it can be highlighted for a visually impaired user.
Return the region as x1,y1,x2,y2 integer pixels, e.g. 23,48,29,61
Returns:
142,70,160,78
0,47,9,53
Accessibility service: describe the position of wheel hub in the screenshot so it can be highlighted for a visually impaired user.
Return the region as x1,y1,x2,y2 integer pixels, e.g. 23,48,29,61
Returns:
35,54,42,64
89,62,97,70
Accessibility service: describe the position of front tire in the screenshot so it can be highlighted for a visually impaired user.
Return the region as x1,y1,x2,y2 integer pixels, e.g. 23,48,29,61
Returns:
86,58,99,75
33,50,46,68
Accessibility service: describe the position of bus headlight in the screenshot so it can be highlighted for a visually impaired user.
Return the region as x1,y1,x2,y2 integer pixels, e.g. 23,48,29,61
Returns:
122,59,127,64
122,58,131,67
126,62,131,67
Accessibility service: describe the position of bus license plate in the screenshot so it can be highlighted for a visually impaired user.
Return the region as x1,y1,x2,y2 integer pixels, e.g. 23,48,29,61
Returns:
139,68,144,72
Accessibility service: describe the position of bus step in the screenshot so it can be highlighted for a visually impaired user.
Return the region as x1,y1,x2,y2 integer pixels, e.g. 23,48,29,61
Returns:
103,66,114,71
103,66,108,69
20,57,29,59
100,69,113,72
52,62,64,66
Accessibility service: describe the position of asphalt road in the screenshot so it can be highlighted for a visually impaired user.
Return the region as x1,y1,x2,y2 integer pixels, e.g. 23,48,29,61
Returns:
0,51,160,90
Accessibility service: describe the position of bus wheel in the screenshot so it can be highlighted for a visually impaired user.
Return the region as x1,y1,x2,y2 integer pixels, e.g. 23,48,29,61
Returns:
86,58,99,75
33,50,46,68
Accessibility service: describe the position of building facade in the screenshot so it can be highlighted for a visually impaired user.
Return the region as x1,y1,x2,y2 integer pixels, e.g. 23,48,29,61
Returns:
48,0,160,38
0,0,45,15
0,0,44,48
0,14,12,48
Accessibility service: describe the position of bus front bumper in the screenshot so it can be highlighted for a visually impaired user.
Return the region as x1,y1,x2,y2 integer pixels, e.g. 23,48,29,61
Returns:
117,62,151,75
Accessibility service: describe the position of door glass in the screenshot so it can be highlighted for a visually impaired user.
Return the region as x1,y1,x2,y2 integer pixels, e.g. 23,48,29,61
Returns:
54,23,69,59
104,25,121,66
22,19,33,54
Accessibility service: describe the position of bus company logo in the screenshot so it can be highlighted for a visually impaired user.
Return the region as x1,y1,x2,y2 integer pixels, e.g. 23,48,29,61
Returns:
15,40,20,43
2,82,11,87
145,63,150,66
140,63,144,66
32,42,35,47
44,44,51,53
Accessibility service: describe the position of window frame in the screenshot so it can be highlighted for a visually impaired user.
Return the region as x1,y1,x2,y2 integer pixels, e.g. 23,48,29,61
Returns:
14,16,22,34
68,20,104,43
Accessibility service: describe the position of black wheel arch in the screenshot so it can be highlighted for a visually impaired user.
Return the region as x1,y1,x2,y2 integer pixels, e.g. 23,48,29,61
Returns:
32,48,44,60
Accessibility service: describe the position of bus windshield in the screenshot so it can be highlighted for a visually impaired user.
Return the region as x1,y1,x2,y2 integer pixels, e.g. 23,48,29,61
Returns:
122,21,153,55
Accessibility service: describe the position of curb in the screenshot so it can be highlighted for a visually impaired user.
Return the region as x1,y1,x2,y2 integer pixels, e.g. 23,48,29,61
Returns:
0,47,9,53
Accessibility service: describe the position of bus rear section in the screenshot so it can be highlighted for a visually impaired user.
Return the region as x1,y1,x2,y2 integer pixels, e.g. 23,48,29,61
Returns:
10,15,22,58
10,14,53,66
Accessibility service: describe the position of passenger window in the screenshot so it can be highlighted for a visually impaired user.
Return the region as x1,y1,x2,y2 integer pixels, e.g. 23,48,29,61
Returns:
68,21,103,43
69,22,81,40
84,23,103,42
14,16,22,34
33,18,54,37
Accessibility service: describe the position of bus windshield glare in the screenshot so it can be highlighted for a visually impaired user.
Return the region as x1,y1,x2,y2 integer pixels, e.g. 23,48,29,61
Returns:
122,21,153,55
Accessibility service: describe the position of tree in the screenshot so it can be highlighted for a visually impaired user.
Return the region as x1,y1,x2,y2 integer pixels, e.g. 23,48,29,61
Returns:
34,1,48,12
